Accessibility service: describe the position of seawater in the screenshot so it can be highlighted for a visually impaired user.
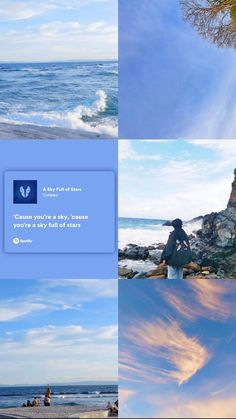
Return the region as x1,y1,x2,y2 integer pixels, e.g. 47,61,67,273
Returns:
0,384,118,409
119,217,202,249
0,61,117,137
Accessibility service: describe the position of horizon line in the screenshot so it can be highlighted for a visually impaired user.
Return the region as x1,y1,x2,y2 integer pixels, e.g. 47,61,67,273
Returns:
0,58,118,65
0,382,118,388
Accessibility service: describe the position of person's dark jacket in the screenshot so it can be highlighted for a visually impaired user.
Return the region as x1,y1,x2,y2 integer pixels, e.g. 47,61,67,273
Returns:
161,228,189,264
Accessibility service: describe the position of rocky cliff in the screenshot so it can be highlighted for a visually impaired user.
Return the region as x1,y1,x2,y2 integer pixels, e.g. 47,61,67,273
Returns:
190,169,236,277
119,170,236,279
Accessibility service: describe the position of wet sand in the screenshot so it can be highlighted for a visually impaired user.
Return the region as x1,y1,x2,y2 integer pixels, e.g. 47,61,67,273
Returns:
0,407,109,418
0,122,115,140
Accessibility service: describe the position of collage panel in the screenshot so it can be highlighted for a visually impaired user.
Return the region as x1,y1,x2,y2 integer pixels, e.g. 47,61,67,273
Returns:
119,0,236,139
0,0,118,140
0,139,118,280
119,279,236,418
119,139,236,280
0,278,118,418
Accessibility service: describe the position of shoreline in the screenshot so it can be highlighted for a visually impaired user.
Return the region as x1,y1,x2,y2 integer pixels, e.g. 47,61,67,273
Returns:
118,242,234,279
0,406,110,418
0,122,116,140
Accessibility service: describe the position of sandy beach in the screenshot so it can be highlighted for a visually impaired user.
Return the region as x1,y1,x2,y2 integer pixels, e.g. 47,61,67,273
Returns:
0,123,115,140
0,407,109,418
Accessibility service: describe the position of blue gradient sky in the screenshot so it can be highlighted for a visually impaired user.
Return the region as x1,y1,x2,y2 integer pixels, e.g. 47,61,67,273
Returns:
0,279,118,385
0,0,117,61
119,0,236,139
119,280,236,418
119,140,236,220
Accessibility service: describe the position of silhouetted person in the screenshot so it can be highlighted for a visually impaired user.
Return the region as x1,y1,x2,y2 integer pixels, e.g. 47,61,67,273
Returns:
161,218,191,279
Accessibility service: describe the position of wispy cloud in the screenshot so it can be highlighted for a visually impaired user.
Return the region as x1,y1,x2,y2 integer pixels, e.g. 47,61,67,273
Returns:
0,303,47,322
121,319,210,386
0,279,117,323
190,280,233,318
159,280,234,322
0,0,117,61
159,396,236,418
0,0,114,21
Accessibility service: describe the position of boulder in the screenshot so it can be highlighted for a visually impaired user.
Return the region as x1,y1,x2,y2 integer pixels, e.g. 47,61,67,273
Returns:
162,220,172,226
149,249,162,265
119,267,137,279
156,243,166,250
146,264,167,278
185,262,201,272
123,245,149,260
118,249,126,260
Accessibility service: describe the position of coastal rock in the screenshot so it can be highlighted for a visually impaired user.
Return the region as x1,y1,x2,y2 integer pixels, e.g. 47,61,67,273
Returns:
148,249,162,265
119,267,137,279
156,243,166,250
185,262,201,272
147,245,156,250
121,245,149,260
118,249,126,260
146,264,167,278
190,170,236,277
162,220,172,226
187,215,204,224
227,168,236,208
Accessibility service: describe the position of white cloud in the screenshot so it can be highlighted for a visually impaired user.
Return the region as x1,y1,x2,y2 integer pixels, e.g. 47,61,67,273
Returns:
43,279,118,299
0,323,118,384
0,303,47,322
0,1,117,61
119,140,162,162
119,140,235,220
0,0,114,21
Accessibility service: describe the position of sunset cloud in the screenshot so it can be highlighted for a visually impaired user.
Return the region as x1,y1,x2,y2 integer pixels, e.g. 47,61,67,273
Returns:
122,319,210,385
158,280,234,322
191,280,232,319
159,397,236,418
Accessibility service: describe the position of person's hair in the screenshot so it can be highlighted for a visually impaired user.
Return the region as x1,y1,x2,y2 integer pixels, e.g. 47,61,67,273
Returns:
171,218,183,229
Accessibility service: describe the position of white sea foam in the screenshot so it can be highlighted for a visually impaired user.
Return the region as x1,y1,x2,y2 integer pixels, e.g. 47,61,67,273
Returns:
119,258,157,274
0,90,117,138
119,219,202,249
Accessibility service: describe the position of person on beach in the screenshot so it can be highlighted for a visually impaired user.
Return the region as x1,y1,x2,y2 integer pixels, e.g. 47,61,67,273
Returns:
32,397,40,407
107,401,118,416
161,218,191,279
44,395,50,407
44,385,51,406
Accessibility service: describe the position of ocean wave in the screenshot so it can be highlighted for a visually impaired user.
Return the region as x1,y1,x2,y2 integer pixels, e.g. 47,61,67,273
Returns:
0,90,117,138
119,219,202,249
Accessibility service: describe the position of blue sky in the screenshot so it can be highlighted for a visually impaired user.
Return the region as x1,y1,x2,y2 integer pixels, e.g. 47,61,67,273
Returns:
119,280,236,418
119,0,236,139
119,139,236,220
0,279,117,385
0,0,117,61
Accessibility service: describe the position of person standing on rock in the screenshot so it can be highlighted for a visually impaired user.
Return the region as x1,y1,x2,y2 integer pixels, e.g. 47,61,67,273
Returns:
161,218,192,279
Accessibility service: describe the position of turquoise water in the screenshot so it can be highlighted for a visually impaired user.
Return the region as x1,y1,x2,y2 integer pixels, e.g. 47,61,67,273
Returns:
119,217,167,230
